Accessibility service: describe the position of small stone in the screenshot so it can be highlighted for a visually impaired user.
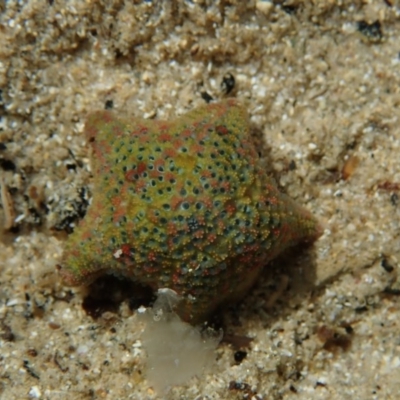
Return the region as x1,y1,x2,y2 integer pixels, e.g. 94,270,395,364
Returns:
221,73,236,95
357,20,383,43
256,1,273,16
234,350,247,363
28,386,41,399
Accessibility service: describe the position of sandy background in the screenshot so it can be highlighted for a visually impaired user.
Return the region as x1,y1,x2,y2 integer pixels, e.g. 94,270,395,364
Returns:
1,0,400,399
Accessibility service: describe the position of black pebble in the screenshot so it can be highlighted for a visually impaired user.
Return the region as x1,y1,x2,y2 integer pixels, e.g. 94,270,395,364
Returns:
282,5,297,15
0,158,16,171
221,73,235,95
357,20,383,42
201,91,214,103
66,163,77,171
381,258,394,273
105,100,114,109
234,350,247,363
390,193,398,206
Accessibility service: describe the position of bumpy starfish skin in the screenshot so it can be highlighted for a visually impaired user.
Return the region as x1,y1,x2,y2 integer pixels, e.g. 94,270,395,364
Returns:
59,99,320,323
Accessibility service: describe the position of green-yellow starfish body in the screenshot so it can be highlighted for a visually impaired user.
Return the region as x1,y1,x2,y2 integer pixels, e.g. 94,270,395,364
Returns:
59,99,320,323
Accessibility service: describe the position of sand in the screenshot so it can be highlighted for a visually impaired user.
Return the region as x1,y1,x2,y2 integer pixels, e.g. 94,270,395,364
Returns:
0,1,399,399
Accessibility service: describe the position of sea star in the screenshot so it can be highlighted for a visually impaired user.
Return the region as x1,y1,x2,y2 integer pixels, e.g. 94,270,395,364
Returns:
58,99,321,323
